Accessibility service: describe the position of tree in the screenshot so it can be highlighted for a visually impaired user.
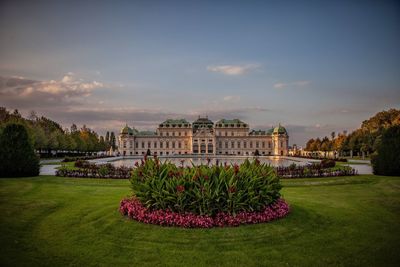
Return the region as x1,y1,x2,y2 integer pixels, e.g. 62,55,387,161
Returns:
0,123,40,177
331,131,335,140
110,132,117,149
371,125,400,176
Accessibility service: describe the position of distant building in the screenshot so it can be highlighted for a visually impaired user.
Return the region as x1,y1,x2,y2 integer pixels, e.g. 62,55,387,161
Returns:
118,117,289,156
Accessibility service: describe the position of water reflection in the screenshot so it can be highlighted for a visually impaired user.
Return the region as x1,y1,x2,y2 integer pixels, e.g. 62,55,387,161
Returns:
110,156,309,168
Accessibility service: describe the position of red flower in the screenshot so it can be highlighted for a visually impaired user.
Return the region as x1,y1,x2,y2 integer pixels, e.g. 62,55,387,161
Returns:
228,186,236,193
176,185,185,193
204,175,209,181
233,164,239,175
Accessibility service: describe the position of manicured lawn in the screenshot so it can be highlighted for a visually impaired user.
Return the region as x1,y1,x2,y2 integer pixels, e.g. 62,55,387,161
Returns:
0,175,399,266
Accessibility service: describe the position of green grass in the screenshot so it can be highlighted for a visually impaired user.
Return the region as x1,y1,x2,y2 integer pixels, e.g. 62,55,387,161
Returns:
0,175,399,267
41,161,78,170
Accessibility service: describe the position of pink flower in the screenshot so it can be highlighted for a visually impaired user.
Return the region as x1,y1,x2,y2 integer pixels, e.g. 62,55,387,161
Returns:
176,185,185,193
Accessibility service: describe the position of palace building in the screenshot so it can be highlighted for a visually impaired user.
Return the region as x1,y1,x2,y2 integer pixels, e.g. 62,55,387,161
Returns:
118,117,289,156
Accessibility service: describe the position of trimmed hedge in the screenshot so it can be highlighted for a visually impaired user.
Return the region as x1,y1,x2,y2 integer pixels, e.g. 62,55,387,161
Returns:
0,123,39,177
371,125,400,176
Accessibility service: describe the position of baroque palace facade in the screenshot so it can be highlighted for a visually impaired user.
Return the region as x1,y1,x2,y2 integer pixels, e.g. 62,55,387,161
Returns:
118,117,289,156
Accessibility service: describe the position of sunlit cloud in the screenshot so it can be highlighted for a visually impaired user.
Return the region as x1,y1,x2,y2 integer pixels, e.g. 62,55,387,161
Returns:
273,80,310,89
207,64,260,76
223,95,241,103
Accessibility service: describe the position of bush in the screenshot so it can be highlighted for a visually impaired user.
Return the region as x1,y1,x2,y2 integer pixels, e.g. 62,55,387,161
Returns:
371,125,400,176
56,163,130,179
0,123,40,177
321,159,335,168
130,158,283,216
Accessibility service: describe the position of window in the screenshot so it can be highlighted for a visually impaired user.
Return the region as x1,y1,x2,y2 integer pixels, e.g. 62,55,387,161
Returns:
225,141,228,149
262,141,265,148
237,141,241,148
178,142,181,149
148,142,151,148
123,141,126,148
225,132,227,136
135,142,138,148
166,132,169,136
141,142,144,148
231,141,235,148
172,132,175,136
160,142,163,149
219,141,222,148
244,141,247,148
166,141,169,148
281,141,283,147
268,142,271,148
172,141,175,149
179,132,181,136
160,132,163,136
231,132,234,136
154,142,157,148
129,141,133,148
185,131,187,136
250,142,253,148
256,141,259,148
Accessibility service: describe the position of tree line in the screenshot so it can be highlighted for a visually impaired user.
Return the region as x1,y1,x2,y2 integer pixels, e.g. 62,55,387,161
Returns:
0,107,117,156
304,109,400,157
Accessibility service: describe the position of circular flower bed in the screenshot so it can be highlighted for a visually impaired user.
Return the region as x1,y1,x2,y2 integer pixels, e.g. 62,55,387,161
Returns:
121,157,290,228
120,197,290,228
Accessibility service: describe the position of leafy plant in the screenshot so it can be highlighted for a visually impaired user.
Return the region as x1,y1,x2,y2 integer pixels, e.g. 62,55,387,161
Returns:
130,157,282,216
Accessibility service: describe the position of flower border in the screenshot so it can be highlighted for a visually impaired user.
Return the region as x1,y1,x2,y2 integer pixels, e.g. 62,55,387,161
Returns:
120,198,290,228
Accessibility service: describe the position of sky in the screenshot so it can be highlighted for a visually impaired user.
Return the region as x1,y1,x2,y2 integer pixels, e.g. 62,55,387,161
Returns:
1,0,399,146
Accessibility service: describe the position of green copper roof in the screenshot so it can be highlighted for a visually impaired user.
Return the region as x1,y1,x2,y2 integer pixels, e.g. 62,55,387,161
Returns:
120,125,139,135
215,119,248,127
159,119,190,127
137,130,157,136
273,124,287,134
249,129,266,135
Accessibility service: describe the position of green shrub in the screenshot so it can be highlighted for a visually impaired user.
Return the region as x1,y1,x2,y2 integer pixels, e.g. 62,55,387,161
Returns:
371,125,400,176
321,159,335,168
130,158,282,216
0,123,40,177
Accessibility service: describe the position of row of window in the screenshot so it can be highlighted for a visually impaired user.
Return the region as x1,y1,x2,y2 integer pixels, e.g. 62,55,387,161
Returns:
159,131,189,137
123,151,189,156
217,140,273,149
215,131,248,137
123,140,188,149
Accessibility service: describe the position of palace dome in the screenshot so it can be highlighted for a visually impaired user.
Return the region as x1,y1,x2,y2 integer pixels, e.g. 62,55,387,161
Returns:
273,124,287,135
120,125,134,135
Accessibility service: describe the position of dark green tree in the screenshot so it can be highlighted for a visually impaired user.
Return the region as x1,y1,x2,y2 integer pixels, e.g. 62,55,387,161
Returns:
0,123,40,177
371,125,400,176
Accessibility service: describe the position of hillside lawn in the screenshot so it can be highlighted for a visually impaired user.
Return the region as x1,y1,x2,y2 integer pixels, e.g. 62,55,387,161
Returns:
0,175,399,266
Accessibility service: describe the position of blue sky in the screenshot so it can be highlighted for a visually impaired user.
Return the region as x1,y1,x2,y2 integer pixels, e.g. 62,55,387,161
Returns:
1,0,399,145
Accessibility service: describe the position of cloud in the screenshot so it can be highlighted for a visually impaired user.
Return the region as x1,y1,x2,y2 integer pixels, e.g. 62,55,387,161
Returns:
0,74,104,107
273,80,310,89
223,95,241,103
207,64,260,76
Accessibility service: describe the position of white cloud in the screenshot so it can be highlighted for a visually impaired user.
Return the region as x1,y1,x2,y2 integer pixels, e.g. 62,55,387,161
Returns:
207,64,260,76
223,95,241,103
273,80,311,89
1,74,104,98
